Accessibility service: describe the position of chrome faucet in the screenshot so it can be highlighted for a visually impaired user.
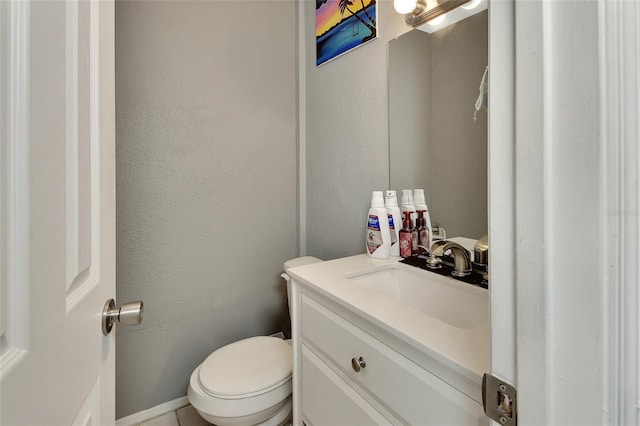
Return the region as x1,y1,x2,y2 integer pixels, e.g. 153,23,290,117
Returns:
426,240,472,277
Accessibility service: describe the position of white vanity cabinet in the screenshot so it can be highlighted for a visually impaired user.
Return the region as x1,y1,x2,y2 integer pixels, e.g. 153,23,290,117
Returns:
289,257,489,426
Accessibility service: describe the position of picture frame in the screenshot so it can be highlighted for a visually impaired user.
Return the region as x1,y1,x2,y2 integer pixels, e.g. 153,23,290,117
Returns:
316,0,378,66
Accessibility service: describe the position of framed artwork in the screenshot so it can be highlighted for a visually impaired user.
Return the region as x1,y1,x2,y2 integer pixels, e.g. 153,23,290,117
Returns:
316,0,378,66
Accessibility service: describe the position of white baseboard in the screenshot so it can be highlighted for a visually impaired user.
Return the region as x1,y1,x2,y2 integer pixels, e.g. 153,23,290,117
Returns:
116,333,284,426
115,396,189,426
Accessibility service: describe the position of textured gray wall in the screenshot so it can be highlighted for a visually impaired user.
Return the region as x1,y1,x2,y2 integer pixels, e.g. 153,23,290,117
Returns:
390,12,488,239
388,30,432,204
429,11,488,238
305,0,409,260
115,1,297,418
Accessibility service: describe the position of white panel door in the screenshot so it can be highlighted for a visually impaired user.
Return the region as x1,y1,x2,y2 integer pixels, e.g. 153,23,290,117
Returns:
490,0,640,423
0,0,116,424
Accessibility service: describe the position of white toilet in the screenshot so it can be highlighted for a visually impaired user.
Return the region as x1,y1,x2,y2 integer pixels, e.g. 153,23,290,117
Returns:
187,256,323,426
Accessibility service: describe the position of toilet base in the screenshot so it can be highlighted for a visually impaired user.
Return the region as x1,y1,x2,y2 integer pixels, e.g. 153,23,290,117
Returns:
193,397,291,426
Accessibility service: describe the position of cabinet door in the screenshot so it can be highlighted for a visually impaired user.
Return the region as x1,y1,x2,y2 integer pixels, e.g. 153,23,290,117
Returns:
301,345,391,426
301,295,488,425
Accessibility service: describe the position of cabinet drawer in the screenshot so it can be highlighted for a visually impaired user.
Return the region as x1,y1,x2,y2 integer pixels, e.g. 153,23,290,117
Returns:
301,344,391,426
301,294,487,425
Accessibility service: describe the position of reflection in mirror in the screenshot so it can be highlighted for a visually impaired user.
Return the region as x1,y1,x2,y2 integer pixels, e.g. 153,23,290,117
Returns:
388,10,488,239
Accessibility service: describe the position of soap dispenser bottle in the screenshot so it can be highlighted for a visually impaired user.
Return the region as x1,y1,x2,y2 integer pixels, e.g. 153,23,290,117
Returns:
385,190,402,257
399,189,417,228
413,189,433,250
399,211,413,258
417,211,431,251
410,218,419,256
366,191,391,259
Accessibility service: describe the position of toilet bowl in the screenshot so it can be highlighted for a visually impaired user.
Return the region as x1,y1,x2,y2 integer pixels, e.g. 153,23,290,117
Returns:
187,256,323,426
188,336,293,426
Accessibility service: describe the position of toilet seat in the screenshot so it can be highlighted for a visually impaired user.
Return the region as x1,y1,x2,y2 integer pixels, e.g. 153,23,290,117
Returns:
188,336,293,425
198,336,292,399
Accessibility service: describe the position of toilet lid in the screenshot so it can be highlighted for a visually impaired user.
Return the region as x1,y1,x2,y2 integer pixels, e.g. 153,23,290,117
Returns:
198,336,292,399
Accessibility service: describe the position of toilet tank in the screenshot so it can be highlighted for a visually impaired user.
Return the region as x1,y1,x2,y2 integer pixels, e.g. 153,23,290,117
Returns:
282,256,323,314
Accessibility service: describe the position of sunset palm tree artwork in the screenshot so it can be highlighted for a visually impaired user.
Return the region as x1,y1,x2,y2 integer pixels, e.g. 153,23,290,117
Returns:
316,0,377,66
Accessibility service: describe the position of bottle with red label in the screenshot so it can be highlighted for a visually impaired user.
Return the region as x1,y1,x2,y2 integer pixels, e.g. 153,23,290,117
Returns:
413,189,433,250
399,211,413,258
410,219,419,256
417,210,431,251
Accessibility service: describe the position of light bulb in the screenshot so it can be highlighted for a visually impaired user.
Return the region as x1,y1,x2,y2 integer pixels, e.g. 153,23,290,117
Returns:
394,0,418,14
461,0,482,9
427,13,446,25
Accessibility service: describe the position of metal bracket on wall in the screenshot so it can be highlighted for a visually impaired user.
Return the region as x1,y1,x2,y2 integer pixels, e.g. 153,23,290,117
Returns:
482,373,517,425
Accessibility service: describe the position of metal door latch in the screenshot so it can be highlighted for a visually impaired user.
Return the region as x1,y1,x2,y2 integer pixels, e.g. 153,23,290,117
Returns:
482,373,517,425
102,299,144,335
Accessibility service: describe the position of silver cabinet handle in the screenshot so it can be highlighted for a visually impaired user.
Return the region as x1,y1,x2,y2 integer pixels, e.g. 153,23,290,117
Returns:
102,298,143,335
351,356,366,372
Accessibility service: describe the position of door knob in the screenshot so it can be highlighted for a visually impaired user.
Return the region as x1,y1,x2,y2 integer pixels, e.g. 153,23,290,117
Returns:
102,299,143,335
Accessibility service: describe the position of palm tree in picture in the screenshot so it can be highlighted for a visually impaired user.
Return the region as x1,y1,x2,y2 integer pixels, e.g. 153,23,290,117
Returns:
338,0,376,39
358,0,376,28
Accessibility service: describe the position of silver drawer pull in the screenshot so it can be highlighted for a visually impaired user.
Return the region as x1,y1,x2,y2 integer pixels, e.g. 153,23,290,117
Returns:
351,356,366,372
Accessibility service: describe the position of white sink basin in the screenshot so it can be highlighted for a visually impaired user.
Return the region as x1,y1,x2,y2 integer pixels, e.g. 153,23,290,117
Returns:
346,264,488,329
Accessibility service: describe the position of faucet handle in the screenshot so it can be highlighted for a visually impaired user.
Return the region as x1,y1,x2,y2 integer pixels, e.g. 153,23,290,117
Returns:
425,241,447,269
425,255,443,269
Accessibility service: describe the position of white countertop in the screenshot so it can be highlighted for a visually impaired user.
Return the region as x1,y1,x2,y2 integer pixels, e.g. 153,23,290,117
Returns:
287,254,490,386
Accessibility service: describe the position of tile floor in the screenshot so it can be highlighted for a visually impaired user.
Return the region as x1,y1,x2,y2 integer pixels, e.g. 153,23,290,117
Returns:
138,404,211,426
137,403,294,426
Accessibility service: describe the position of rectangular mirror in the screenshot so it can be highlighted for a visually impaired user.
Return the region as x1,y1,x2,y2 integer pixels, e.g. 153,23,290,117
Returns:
388,9,488,239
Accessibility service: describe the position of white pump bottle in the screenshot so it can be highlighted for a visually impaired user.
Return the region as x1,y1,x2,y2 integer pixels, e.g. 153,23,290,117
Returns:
399,189,417,228
385,190,402,257
365,191,391,259
413,189,433,250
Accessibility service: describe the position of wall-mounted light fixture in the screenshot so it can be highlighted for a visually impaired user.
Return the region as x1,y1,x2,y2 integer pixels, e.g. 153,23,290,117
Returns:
394,0,472,27
395,0,487,33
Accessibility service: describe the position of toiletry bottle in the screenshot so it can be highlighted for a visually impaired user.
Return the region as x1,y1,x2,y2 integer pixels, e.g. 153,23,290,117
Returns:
417,211,430,251
399,189,417,228
410,217,419,256
385,190,402,257
365,191,391,259
413,189,433,250
399,211,413,258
